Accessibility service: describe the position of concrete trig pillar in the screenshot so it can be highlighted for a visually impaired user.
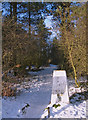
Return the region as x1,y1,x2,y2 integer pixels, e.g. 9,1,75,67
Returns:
51,70,69,105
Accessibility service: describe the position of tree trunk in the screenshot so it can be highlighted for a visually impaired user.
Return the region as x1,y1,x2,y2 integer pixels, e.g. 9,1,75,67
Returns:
28,2,30,34
65,30,80,87
10,2,12,19
12,2,17,22
68,49,80,87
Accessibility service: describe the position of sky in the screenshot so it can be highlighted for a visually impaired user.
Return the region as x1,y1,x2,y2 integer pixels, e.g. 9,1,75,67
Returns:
44,16,58,41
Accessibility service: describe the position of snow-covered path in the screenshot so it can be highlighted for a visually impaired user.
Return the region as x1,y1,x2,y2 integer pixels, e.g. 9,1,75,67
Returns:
2,64,57,118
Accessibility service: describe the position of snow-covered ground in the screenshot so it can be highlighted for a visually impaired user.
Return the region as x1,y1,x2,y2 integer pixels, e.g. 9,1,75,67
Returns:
41,101,86,118
41,87,86,118
2,64,87,118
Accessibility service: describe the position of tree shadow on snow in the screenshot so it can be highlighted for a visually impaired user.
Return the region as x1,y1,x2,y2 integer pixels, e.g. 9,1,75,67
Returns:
52,90,88,118
69,90,88,104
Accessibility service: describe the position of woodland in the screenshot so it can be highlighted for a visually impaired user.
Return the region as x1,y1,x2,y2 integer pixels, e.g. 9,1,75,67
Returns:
2,2,87,96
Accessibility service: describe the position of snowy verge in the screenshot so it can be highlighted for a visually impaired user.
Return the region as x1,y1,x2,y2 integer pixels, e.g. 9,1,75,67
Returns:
41,87,87,118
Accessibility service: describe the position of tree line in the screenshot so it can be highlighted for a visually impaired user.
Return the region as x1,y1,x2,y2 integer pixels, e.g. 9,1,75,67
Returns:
2,2,87,87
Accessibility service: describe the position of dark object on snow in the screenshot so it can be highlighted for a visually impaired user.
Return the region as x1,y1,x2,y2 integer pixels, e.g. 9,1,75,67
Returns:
47,107,50,118
53,103,61,108
22,103,30,113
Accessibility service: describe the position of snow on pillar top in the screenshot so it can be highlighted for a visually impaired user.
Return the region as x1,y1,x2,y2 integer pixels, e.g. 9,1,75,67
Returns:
53,70,66,77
